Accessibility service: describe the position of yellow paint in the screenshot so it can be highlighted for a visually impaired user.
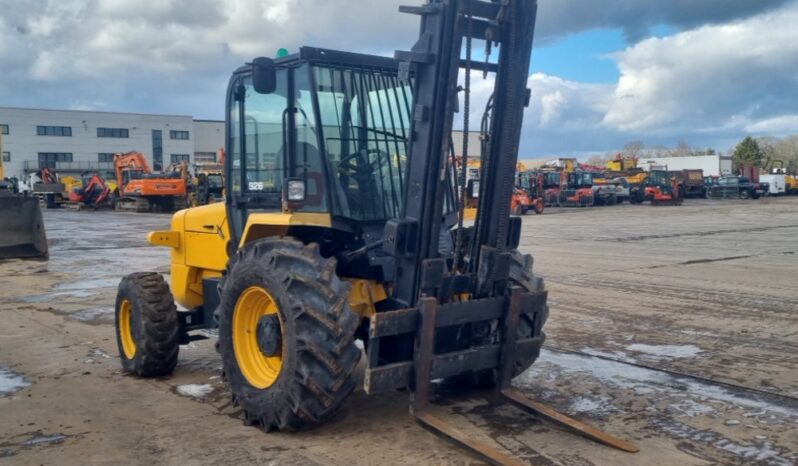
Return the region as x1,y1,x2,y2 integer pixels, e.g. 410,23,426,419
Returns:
118,299,136,359
346,279,388,318
147,231,180,248
463,208,477,220
60,176,83,193
233,286,283,389
149,202,333,311
240,212,332,246
606,157,638,172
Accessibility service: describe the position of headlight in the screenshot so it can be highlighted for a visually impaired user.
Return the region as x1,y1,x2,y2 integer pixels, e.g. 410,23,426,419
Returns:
285,178,305,202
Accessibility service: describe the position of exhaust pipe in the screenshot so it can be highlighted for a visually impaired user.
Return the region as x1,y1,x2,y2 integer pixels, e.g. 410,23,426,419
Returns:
0,194,49,259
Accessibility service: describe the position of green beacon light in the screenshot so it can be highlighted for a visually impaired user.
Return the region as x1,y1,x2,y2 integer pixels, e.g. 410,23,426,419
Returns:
276,48,289,58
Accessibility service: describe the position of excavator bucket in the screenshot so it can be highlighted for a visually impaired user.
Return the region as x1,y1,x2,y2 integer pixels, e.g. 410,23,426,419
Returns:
0,194,48,259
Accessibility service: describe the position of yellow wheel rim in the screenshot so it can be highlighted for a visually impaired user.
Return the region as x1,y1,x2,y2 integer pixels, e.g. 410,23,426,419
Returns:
233,286,283,389
119,299,137,359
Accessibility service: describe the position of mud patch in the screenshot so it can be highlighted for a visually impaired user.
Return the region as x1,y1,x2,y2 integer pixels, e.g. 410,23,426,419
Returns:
0,431,74,458
69,307,114,325
17,290,95,303
653,417,796,466
54,278,120,291
0,367,30,396
21,433,67,447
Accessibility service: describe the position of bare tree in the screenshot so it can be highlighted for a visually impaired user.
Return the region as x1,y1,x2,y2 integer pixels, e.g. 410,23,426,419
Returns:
673,141,693,157
585,153,613,167
622,141,644,159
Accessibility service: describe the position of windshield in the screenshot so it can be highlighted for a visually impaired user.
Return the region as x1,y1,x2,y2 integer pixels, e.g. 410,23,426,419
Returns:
649,171,669,184
572,173,592,187
313,65,412,221
228,61,414,221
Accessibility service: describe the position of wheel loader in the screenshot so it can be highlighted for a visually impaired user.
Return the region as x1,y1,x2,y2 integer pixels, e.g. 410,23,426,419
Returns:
115,1,635,463
0,132,49,259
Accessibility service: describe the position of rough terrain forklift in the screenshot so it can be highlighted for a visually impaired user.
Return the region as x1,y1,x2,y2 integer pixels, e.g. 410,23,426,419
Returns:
630,170,683,206
558,172,595,207
115,0,635,462
514,170,545,214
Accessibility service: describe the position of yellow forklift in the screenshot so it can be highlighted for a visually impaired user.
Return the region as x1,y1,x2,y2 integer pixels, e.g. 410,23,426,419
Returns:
114,1,636,463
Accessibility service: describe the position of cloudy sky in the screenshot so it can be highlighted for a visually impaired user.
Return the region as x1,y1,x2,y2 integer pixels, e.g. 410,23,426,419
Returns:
1,0,797,157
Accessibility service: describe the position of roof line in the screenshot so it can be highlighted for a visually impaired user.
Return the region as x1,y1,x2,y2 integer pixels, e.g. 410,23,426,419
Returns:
0,105,195,119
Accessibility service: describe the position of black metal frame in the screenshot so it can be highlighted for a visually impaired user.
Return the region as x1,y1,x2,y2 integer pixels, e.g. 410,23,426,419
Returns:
223,47,417,245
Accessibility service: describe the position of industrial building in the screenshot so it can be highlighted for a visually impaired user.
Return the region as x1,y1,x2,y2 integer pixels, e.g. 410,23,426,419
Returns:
0,107,224,177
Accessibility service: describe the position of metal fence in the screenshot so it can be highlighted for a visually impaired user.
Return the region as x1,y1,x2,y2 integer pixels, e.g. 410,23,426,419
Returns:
24,161,115,173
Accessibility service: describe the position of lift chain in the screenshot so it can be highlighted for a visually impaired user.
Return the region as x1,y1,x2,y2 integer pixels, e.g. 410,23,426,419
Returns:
453,2,474,272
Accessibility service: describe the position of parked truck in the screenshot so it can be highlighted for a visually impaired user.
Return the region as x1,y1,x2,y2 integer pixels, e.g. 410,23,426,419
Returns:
670,169,706,198
641,155,732,178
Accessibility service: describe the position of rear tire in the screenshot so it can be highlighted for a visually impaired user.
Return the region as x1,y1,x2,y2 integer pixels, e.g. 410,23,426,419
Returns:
217,238,361,431
115,272,179,377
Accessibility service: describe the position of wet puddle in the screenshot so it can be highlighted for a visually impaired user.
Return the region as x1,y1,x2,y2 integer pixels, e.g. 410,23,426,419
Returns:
0,431,71,458
0,367,30,397
53,278,120,291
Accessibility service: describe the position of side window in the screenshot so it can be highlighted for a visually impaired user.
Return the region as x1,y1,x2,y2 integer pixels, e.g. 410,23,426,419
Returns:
294,67,327,212
229,84,243,193
231,72,288,195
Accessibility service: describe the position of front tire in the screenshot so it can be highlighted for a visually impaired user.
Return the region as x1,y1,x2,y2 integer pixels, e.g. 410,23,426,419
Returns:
468,251,549,388
217,238,361,431
115,272,179,377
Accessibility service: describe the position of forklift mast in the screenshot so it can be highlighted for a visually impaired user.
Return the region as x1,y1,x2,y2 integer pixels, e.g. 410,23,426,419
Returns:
386,0,538,307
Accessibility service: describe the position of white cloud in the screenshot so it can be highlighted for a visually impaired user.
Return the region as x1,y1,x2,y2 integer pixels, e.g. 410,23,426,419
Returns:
603,4,798,134
745,115,798,134
29,51,55,81
540,90,565,127
1,0,797,155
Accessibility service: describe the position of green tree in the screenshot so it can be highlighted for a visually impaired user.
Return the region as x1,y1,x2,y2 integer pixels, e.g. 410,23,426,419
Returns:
732,136,763,168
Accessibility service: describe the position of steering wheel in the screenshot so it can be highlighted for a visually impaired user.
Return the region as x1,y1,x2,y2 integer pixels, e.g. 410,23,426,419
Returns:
337,149,390,179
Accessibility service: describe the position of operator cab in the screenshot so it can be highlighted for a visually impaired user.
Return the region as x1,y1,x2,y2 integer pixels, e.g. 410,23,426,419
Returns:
568,172,594,188
225,47,413,243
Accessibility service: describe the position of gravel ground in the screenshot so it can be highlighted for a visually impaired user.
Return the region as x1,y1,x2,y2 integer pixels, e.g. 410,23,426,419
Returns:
1,197,796,465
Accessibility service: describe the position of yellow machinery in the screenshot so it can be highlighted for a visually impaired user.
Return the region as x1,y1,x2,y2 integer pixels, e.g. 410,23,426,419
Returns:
605,154,638,172
113,2,635,463
191,158,225,206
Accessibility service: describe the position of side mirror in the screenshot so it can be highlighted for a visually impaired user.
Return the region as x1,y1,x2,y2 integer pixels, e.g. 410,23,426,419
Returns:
251,57,276,94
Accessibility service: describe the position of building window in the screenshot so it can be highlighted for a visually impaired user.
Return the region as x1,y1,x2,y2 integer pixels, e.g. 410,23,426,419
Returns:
170,130,190,140
37,126,72,137
98,153,115,163
1,124,8,135
194,152,216,163
2,152,9,162
170,154,190,164
97,127,129,138
152,130,163,171
38,152,73,169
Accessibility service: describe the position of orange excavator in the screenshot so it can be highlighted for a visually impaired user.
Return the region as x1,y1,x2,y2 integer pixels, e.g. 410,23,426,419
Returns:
113,151,188,212
68,172,112,209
